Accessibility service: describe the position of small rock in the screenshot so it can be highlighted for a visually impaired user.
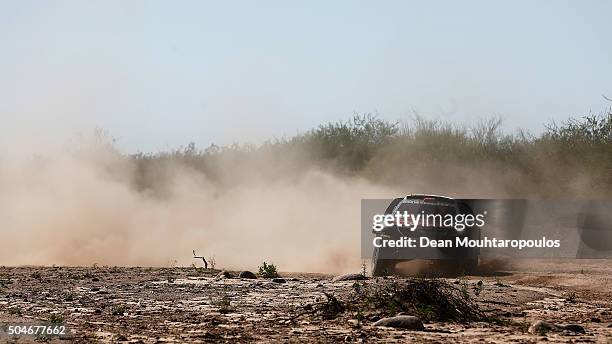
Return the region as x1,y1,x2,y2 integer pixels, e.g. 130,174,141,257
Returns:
590,317,601,323
529,320,586,335
368,314,380,322
90,287,100,292
216,271,232,279
528,320,558,335
332,273,367,282
238,271,257,279
373,316,424,330
114,334,128,341
272,278,286,283
561,324,585,333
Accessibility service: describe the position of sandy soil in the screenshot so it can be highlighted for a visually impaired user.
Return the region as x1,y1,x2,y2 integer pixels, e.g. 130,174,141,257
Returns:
0,260,611,343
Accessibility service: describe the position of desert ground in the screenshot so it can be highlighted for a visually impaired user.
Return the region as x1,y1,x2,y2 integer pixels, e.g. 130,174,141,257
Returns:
0,259,610,343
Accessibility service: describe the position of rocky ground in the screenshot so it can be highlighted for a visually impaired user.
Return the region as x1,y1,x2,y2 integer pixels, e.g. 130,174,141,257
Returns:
0,260,611,343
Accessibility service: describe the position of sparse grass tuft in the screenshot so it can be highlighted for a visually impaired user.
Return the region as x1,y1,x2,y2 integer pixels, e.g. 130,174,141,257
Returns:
318,292,345,320
213,284,234,314
49,313,64,324
208,256,216,270
8,307,22,316
565,292,578,303
473,280,484,296
111,305,126,316
190,263,205,274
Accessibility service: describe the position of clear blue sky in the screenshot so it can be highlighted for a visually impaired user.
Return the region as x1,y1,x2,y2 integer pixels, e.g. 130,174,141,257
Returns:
1,1,610,153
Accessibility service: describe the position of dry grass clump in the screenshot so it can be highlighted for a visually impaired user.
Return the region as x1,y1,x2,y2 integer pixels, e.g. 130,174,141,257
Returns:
351,278,489,323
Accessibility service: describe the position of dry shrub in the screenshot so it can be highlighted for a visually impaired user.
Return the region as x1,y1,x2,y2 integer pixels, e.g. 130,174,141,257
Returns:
352,278,489,323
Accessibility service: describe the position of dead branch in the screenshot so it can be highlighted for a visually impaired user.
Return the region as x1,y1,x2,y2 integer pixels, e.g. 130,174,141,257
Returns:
192,249,208,269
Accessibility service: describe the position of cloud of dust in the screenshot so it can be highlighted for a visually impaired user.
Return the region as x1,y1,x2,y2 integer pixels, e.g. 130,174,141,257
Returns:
1,126,603,274
0,146,393,273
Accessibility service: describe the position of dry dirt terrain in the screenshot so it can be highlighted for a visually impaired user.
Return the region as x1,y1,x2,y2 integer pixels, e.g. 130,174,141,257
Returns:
0,260,611,343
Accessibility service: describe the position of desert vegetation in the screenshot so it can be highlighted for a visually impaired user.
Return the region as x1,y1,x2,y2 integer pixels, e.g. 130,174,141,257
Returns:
129,108,612,198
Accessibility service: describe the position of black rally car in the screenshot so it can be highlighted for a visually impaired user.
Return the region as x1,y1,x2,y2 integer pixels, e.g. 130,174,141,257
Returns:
371,194,480,276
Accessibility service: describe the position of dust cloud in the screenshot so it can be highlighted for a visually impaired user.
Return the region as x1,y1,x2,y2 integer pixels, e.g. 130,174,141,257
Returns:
0,145,393,274
1,122,604,273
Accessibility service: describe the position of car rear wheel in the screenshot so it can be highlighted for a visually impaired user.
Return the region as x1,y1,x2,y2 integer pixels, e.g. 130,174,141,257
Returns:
371,247,397,276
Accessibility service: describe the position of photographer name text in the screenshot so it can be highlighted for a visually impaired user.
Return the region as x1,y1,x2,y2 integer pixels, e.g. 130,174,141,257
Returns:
373,236,561,250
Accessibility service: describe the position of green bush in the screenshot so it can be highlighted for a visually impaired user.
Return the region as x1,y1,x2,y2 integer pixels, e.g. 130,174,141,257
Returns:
258,262,279,278
125,109,612,197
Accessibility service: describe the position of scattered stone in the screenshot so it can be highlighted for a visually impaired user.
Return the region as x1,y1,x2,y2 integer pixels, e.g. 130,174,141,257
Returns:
529,320,586,335
332,273,367,282
590,317,601,323
114,334,128,341
528,320,558,335
238,271,257,279
368,315,380,322
561,324,585,333
216,271,232,279
90,287,100,292
373,316,425,330
272,278,286,283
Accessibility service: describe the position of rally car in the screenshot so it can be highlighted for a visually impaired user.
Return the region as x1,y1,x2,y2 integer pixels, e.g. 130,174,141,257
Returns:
371,194,480,276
